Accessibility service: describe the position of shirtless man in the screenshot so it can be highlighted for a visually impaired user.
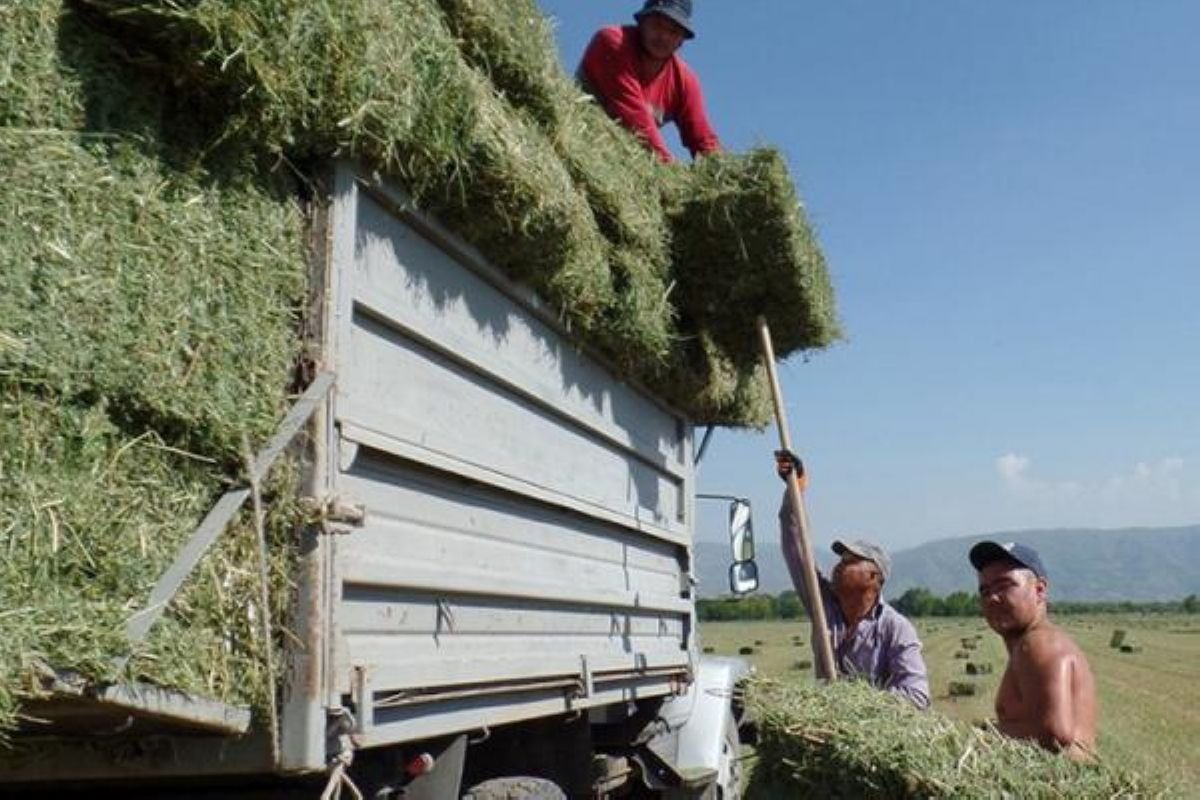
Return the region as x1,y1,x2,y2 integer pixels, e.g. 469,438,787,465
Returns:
969,541,1097,760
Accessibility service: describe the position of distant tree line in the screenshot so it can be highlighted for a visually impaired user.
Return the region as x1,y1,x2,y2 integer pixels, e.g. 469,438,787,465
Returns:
697,589,1200,621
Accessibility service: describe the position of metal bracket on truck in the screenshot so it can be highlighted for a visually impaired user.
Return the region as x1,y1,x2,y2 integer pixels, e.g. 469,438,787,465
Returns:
637,656,752,796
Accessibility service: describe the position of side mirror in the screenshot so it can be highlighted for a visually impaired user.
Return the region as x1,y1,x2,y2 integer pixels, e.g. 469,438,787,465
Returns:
728,499,759,595
729,499,755,562
729,560,760,596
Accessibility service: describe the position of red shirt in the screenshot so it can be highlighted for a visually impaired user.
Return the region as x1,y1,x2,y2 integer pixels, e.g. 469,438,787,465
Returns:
579,25,720,163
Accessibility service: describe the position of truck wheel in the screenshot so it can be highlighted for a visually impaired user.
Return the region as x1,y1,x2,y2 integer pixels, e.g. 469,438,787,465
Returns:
461,776,567,800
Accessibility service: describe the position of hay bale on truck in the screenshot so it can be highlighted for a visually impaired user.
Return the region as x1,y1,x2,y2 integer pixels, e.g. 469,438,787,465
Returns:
0,0,838,796
748,680,1158,798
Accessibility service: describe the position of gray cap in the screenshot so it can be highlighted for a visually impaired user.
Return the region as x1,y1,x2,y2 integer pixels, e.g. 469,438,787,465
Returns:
833,539,891,583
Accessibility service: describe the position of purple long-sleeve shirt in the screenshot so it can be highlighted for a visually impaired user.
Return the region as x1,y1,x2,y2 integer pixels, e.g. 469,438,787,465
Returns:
779,492,931,709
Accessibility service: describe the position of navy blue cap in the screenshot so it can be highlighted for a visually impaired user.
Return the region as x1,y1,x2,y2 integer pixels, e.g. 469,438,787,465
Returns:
635,0,696,39
969,541,1048,579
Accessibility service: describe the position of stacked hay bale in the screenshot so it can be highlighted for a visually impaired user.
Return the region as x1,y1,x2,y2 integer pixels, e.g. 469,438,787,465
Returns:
0,0,306,735
74,0,839,422
1,0,839,739
749,680,1156,797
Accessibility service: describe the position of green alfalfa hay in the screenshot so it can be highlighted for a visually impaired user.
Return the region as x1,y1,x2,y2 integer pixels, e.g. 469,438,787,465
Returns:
0,0,307,738
436,0,669,250
80,0,821,413
431,65,615,328
0,386,303,738
651,331,773,427
665,149,842,363
435,0,678,364
0,133,305,463
748,679,1163,799
78,0,619,336
433,0,567,126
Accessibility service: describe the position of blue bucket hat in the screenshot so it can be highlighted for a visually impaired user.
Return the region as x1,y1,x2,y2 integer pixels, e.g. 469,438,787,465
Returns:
634,0,696,40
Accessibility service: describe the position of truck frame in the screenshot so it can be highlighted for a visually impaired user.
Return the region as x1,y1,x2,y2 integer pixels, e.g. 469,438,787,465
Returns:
0,163,755,799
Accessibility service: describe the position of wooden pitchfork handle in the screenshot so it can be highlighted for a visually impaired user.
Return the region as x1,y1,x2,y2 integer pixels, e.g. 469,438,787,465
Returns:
757,316,837,681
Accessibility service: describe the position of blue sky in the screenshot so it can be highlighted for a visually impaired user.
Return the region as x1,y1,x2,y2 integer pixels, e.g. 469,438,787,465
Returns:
537,1,1200,552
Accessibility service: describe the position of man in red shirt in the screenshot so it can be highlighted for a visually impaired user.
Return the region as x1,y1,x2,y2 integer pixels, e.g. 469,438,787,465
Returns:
578,0,720,163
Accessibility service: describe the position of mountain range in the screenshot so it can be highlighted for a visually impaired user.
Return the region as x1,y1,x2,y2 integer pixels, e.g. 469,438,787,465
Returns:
695,524,1200,602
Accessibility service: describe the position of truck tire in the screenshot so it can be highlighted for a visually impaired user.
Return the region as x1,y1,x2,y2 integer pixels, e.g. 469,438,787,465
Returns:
461,777,567,800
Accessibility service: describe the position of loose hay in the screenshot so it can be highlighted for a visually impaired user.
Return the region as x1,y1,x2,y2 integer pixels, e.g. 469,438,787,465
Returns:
749,679,1158,798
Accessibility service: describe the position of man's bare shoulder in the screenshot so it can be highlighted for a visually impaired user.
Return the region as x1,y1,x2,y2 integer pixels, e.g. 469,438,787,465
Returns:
1015,623,1087,669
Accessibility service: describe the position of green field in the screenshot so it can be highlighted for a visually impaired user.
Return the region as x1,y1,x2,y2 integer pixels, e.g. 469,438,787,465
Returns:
701,614,1200,794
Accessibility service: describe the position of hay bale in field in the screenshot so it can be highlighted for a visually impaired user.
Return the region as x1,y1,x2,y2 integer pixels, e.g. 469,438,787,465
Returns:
1119,644,1143,654
948,681,978,697
754,639,765,646
702,646,715,654
748,679,1156,798
1109,629,1128,648
965,662,994,676
792,660,813,671
738,646,756,656
960,638,978,649
954,650,970,659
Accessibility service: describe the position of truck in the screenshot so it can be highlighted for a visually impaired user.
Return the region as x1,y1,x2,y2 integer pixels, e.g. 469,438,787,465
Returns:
0,163,762,799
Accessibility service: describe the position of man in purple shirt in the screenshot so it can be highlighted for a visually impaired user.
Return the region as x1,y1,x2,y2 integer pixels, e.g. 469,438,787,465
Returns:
777,453,931,709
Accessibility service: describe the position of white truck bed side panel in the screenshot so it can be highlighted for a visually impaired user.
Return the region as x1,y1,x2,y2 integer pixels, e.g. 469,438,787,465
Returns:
325,167,695,746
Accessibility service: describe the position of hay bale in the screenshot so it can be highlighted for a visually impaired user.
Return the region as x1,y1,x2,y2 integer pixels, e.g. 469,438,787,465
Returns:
948,681,978,697
0,0,306,738
738,646,756,656
664,150,841,364
792,659,813,671
434,0,568,126
76,0,835,426
1119,644,1143,654
748,679,1155,797
1109,629,1128,648
954,650,970,659
702,646,715,654
75,0,840,424
965,662,994,676
960,638,977,650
